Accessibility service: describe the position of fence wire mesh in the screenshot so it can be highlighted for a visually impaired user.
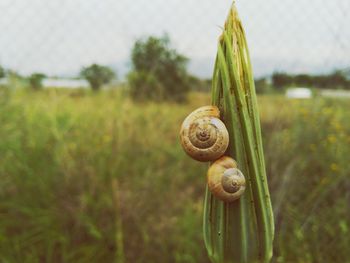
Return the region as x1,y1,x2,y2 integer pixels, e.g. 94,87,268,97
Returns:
0,0,349,78
0,1,349,263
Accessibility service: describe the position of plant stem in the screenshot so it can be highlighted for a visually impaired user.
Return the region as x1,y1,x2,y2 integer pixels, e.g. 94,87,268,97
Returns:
203,4,274,263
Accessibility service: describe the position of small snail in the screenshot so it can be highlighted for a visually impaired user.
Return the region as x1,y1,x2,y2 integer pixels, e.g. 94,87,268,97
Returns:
180,106,229,162
207,156,246,202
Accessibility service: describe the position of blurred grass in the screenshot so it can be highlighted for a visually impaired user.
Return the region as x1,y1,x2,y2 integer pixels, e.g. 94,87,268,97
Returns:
0,88,349,263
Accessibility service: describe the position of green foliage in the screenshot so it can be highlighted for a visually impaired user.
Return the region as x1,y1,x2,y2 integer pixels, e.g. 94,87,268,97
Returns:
128,71,163,101
188,75,212,92
255,78,272,94
272,71,350,90
28,73,46,90
129,35,190,102
0,90,349,263
80,64,116,91
260,96,350,263
294,74,313,87
0,65,5,79
272,73,294,90
313,71,350,89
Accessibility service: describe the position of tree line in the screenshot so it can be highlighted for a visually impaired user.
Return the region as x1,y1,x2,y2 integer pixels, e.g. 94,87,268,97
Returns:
1,35,349,101
255,71,350,94
1,35,207,102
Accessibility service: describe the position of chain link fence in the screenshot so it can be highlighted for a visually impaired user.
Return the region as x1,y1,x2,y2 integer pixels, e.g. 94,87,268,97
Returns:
1,0,349,78
0,1,349,263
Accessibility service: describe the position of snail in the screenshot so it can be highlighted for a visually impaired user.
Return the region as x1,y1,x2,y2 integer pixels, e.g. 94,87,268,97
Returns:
180,106,229,162
207,156,246,202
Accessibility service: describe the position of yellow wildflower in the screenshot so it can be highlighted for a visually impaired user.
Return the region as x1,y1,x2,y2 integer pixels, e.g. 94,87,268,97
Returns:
330,163,339,172
327,135,337,144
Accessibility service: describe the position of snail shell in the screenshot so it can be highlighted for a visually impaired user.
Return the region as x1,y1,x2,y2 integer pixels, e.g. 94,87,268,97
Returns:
180,106,229,162
207,156,246,202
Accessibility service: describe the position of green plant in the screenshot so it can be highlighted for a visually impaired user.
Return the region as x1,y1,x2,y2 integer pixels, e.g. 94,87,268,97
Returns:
203,4,274,263
255,78,272,95
129,35,190,102
272,73,294,90
0,65,5,79
128,71,163,101
80,64,116,91
28,73,46,90
0,88,349,263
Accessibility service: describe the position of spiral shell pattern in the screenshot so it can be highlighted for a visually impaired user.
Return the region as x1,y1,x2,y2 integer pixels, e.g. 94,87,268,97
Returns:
207,156,246,202
180,106,229,162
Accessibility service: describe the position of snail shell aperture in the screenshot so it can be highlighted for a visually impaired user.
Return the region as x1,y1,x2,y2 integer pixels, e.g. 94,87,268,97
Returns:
207,156,246,202
180,106,229,162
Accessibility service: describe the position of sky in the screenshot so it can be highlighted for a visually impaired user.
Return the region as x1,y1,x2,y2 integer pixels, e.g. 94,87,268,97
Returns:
0,0,349,78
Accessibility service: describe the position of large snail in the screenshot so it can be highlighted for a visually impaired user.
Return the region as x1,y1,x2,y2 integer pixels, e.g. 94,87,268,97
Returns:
180,106,245,202
207,156,246,202
180,106,229,162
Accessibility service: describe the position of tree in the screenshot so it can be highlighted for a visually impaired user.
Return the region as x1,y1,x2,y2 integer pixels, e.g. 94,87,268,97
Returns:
272,72,293,89
0,65,5,79
328,71,347,89
80,64,116,91
28,73,46,90
129,35,190,102
188,75,211,92
255,77,271,94
128,71,163,101
295,74,313,87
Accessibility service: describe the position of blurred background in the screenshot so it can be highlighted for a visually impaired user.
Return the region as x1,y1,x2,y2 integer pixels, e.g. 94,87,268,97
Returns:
0,0,349,263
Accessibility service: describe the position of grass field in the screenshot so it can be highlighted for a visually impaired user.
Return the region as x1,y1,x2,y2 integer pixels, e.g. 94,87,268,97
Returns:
0,88,349,263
